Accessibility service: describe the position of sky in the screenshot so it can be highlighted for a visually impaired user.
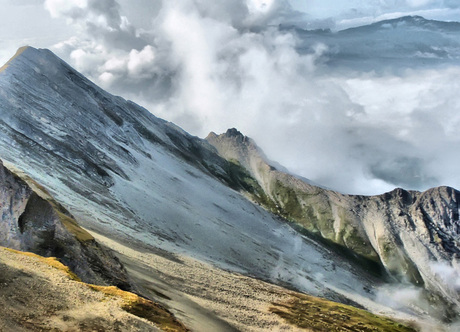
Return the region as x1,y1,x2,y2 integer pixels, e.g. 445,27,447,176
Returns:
0,0,460,195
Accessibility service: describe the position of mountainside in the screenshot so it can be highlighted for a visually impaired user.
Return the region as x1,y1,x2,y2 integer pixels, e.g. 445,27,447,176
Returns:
0,46,378,303
207,128,460,320
0,46,458,330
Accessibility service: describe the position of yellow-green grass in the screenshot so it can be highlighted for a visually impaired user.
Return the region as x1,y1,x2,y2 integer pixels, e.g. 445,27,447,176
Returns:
2,246,188,331
89,285,189,332
3,247,81,282
270,293,417,332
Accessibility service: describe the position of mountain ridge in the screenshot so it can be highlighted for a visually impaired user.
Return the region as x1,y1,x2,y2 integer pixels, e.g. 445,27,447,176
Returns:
0,46,459,329
207,128,460,320
339,15,460,34
283,15,460,72
0,46,381,301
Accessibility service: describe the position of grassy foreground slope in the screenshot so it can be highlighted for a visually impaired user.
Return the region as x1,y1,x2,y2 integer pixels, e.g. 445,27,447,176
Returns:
0,246,187,332
92,232,418,332
271,293,417,332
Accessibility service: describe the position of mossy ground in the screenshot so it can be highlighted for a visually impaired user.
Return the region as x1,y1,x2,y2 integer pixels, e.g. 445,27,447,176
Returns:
270,293,417,332
54,209,95,242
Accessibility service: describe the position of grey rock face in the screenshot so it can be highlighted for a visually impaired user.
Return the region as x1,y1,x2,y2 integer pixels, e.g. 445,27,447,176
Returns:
0,159,132,289
0,47,385,313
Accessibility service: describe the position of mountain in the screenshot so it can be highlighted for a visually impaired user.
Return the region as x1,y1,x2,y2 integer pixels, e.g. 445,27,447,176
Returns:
283,16,460,72
207,129,460,319
0,46,458,330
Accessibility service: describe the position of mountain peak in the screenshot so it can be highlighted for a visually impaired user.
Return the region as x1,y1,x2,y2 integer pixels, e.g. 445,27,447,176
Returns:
0,46,30,74
0,46,77,81
339,14,460,36
206,128,248,146
225,128,245,138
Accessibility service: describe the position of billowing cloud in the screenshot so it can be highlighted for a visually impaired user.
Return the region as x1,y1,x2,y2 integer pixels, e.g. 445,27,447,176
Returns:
44,0,88,19
431,262,460,292
43,0,460,195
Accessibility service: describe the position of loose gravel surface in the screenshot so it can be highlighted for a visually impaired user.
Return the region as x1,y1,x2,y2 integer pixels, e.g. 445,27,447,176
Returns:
0,246,162,332
91,232,304,332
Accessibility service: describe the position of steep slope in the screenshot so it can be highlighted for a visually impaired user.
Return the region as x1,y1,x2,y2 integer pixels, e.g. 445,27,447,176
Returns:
92,231,417,332
207,128,460,321
0,159,131,289
0,46,376,306
0,46,454,329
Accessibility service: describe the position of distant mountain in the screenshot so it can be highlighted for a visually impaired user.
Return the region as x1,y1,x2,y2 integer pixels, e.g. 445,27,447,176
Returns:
283,15,460,72
340,16,460,34
0,46,458,330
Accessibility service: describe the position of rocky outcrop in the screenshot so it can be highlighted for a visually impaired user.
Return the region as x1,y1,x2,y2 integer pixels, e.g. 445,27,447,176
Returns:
0,159,132,290
207,129,460,313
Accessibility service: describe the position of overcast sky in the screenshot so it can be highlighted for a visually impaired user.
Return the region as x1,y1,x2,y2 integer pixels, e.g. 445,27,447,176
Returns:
1,0,460,195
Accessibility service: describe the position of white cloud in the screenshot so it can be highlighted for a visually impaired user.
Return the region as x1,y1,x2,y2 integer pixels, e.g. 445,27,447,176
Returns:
247,0,275,14
127,46,155,77
44,0,87,18
406,0,435,7
42,0,460,195
431,261,460,292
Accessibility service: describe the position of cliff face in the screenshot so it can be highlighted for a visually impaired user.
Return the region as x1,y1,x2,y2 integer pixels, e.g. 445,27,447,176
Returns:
0,160,132,289
207,129,460,308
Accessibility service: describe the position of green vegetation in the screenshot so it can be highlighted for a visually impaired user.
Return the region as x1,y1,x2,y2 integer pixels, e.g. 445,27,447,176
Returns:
216,159,278,212
266,179,379,261
378,240,424,286
268,179,339,239
55,210,95,243
292,224,387,278
215,157,385,276
271,293,417,332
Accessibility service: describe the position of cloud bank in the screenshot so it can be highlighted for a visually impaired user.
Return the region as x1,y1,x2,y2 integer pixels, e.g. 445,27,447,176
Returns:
43,0,460,195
